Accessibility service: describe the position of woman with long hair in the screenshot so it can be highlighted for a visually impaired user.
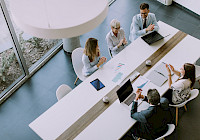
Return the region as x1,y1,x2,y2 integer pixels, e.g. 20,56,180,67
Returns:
82,38,107,76
165,63,195,104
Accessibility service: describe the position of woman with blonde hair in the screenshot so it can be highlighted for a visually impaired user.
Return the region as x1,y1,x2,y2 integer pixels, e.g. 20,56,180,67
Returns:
165,63,195,104
82,38,107,76
106,19,128,57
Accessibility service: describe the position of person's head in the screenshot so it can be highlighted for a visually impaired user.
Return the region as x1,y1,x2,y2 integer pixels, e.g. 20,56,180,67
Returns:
84,38,99,62
181,63,196,88
147,89,160,105
110,19,120,34
140,3,150,19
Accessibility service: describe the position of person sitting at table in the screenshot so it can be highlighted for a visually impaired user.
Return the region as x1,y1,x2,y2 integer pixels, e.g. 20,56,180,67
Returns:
164,63,195,104
82,38,107,76
106,19,128,57
129,3,159,42
129,88,172,140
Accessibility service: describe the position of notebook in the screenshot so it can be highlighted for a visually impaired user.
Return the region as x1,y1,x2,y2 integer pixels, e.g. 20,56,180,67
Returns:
116,79,136,106
146,62,173,87
141,31,164,45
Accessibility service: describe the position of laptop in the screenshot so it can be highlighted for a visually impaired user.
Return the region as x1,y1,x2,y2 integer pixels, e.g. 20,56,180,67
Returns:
141,31,164,45
116,79,136,106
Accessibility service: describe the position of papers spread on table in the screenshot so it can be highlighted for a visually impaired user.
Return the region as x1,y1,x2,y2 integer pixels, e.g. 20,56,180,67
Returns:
146,62,173,87
112,63,128,84
132,76,150,90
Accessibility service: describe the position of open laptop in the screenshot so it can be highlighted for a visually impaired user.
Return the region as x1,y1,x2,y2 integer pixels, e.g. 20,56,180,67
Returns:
116,79,136,106
141,31,164,45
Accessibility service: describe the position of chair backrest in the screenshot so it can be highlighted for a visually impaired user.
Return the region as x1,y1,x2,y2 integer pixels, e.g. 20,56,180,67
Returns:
195,65,200,81
155,124,175,140
56,84,72,101
169,89,199,108
71,47,86,81
108,48,113,58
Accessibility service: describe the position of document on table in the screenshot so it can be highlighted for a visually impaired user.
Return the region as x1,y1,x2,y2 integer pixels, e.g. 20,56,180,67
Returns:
112,62,128,84
146,62,173,87
132,76,150,90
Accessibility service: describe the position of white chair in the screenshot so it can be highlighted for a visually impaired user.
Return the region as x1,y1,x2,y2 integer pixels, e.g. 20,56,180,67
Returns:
169,89,199,126
195,64,200,83
71,47,87,85
136,124,175,140
155,124,175,140
56,84,72,101
108,47,113,58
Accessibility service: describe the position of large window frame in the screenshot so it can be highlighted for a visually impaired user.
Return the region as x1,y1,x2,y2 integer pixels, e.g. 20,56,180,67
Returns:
0,0,62,104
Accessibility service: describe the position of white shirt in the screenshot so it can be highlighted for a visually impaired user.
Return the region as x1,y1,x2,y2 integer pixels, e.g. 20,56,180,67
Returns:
105,28,126,57
82,54,100,76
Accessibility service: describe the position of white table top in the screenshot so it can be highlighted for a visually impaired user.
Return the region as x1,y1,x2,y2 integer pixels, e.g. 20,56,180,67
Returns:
29,21,178,140
75,33,200,140
174,0,200,15
10,0,108,39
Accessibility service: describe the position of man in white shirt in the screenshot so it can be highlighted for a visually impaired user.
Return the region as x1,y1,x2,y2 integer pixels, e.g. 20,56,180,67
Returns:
129,3,159,42
106,19,127,57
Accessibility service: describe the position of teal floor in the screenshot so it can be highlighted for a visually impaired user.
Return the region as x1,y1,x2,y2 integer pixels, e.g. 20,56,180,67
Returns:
0,0,200,139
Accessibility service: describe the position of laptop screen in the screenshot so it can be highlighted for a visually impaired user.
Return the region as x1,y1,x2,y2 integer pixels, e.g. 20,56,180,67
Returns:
116,79,133,103
141,31,164,45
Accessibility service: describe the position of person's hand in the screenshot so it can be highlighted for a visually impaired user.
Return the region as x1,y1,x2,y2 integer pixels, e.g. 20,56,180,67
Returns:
101,56,107,63
97,57,107,67
123,37,128,45
135,89,143,101
165,64,171,75
169,64,175,72
118,39,124,48
146,24,155,31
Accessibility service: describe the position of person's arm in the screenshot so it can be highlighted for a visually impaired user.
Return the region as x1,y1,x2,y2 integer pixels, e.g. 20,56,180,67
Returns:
166,64,173,88
168,74,172,88
130,15,146,40
151,13,159,32
106,34,121,53
160,97,169,108
169,64,181,77
131,103,151,123
82,55,99,73
120,29,128,45
130,89,149,122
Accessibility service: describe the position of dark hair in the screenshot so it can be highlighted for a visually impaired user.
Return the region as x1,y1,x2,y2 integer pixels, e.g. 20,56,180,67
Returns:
182,63,196,88
140,3,149,10
147,89,160,105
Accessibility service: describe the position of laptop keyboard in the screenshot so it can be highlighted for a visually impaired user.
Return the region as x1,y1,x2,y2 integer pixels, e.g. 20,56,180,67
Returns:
124,93,136,106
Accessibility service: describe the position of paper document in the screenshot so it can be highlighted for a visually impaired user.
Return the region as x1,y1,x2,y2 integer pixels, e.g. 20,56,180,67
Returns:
146,62,172,87
132,76,150,90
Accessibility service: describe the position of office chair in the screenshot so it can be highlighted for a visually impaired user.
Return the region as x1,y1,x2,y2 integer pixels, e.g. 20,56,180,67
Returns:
155,124,175,140
108,48,113,58
195,64,200,84
135,124,175,140
169,89,199,126
56,84,72,100
71,47,87,85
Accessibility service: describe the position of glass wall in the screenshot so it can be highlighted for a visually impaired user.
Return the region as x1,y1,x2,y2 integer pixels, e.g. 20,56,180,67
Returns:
0,4,24,97
0,0,62,101
5,0,61,71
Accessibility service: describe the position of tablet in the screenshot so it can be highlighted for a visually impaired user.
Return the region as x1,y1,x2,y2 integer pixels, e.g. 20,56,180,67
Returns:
90,78,105,91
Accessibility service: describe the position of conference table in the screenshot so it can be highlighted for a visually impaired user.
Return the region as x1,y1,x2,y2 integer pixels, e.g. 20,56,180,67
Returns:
29,21,200,140
75,27,200,139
